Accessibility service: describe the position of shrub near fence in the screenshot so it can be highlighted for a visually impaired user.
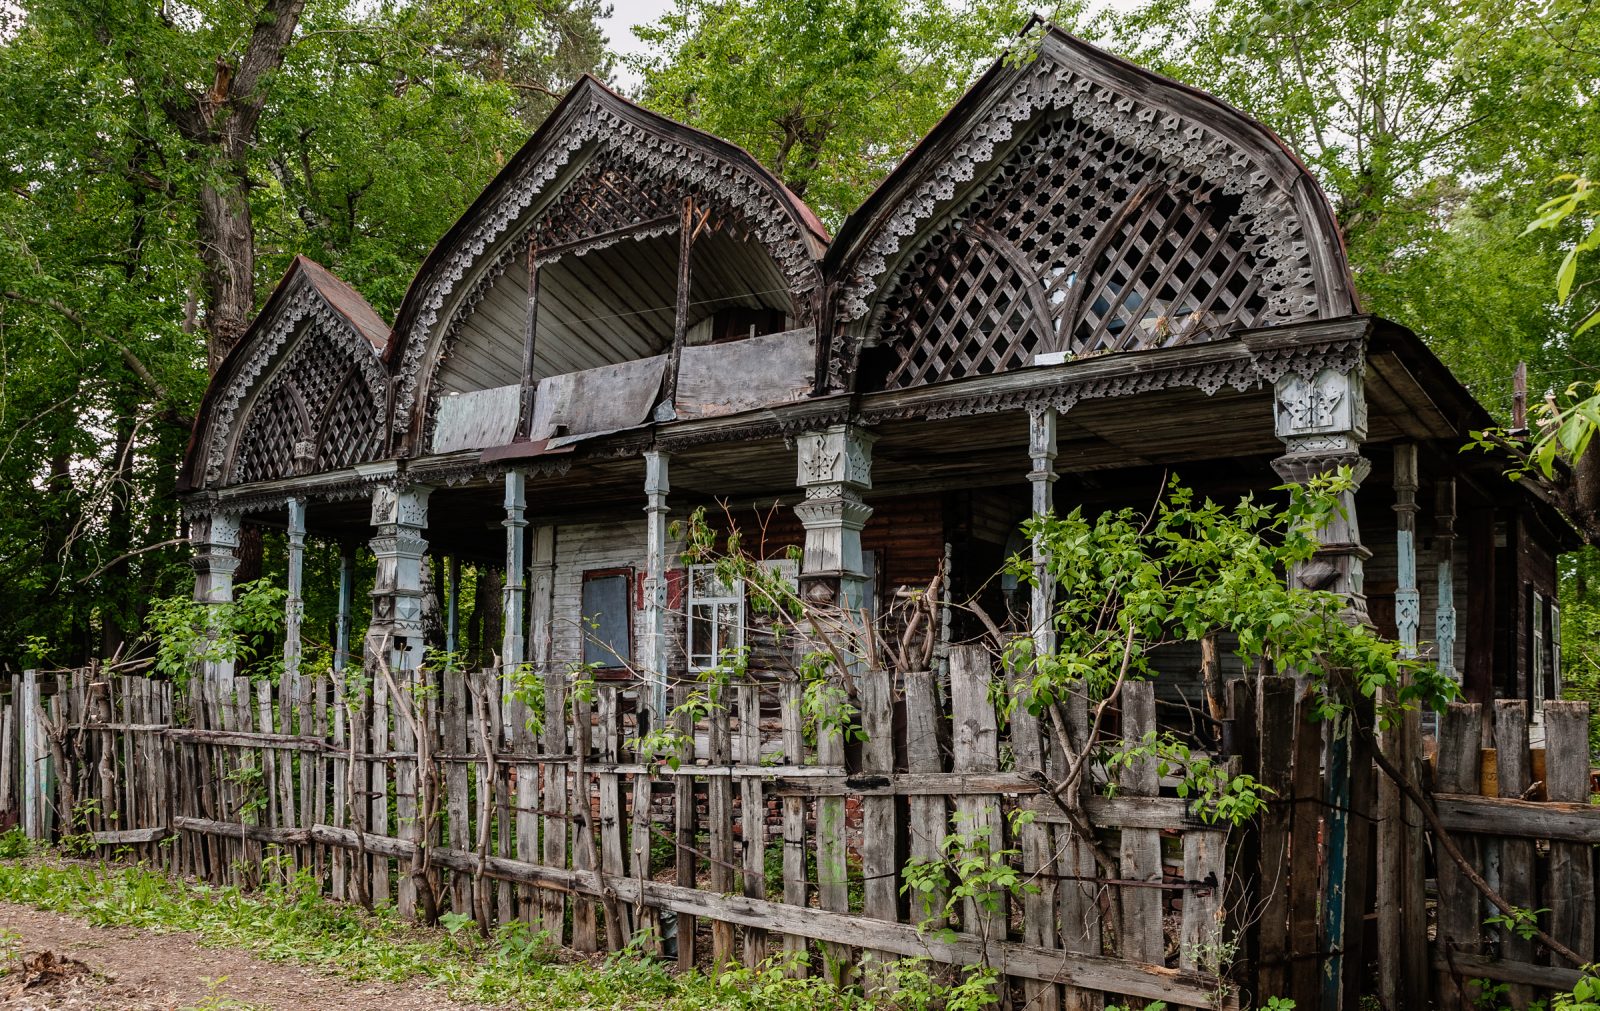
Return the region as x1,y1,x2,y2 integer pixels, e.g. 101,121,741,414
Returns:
6,651,1368,1011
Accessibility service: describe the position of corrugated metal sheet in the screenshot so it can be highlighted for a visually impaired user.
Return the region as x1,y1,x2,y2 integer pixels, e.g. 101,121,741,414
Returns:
675,328,814,420
432,384,520,453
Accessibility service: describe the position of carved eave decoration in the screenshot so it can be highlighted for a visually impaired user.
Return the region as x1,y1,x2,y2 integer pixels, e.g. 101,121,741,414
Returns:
386,75,830,446
180,257,391,494
821,26,1358,395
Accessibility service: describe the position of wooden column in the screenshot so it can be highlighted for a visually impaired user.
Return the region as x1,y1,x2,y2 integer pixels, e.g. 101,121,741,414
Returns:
283,497,307,680
445,555,461,659
518,245,541,438
643,450,671,729
502,470,528,681
334,544,354,673
1269,364,1370,1011
658,199,698,420
1435,477,1458,684
1018,407,1061,1011
188,509,242,685
1378,444,1428,1010
794,424,875,610
366,483,432,674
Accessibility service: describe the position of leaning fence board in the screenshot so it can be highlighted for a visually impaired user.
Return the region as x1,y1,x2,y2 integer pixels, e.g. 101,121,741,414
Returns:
1542,701,1595,967
737,683,767,968
858,667,899,985
1118,682,1164,966
1434,703,1483,1011
949,647,1003,944
779,675,807,970
708,686,736,969
1493,701,1535,1009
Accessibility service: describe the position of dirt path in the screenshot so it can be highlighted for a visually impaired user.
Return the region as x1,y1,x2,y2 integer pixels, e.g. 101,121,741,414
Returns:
0,901,501,1011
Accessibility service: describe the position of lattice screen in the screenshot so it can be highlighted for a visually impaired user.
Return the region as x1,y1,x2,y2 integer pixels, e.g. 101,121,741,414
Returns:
234,340,382,484
871,110,1274,390
530,149,758,252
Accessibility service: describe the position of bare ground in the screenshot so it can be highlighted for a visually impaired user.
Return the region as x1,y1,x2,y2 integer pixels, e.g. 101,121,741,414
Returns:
0,901,501,1011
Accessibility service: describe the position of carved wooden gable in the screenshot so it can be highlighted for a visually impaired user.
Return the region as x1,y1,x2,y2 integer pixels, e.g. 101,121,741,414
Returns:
389,77,829,439
198,260,390,488
832,30,1356,394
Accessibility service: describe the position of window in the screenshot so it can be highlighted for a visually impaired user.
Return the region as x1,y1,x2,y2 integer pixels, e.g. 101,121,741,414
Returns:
581,569,632,669
688,565,743,671
687,560,799,671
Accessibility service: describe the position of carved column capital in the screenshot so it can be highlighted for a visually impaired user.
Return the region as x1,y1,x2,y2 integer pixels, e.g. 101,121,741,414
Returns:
1268,367,1371,623
794,424,875,608
367,484,433,669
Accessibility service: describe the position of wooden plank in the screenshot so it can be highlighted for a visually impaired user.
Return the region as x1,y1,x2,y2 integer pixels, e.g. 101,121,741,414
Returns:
1433,955,1588,992
814,672,851,983
779,675,808,971
708,682,736,970
673,680,698,970
445,667,470,916
1541,701,1594,968
595,687,627,949
858,667,899,988
370,671,391,903
1008,659,1060,1011
1434,703,1484,1011
737,683,767,968
1254,675,1292,998
1433,794,1600,843
1117,681,1164,966
1493,701,1534,1010
392,667,418,918
948,642,1004,1003
90,826,171,845
1057,683,1103,1011
1178,830,1227,980
542,670,569,940
567,686,597,948
902,670,947,929
629,710,660,954
1285,685,1322,1009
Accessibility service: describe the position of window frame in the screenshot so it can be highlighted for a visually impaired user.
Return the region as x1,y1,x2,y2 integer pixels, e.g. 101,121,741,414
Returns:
580,567,634,672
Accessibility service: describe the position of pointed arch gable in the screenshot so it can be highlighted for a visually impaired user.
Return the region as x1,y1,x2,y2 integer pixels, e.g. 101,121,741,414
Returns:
387,76,830,444
825,27,1357,393
181,257,391,491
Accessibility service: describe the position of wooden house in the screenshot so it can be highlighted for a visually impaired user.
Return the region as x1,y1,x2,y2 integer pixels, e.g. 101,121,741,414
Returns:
177,27,1577,723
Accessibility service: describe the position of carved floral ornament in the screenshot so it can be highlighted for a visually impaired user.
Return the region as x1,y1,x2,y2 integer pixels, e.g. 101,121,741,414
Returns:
203,282,388,487
390,94,825,431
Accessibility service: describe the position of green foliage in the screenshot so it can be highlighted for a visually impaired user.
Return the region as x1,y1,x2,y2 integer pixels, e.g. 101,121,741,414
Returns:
1104,730,1273,826
627,0,1041,226
0,829,31,859
1006,474,1454,728
902,807,1036,939
0,856,1009,1009
144,578,288,687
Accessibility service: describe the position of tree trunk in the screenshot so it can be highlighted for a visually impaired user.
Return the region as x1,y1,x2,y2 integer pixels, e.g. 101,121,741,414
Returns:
198,160,258,372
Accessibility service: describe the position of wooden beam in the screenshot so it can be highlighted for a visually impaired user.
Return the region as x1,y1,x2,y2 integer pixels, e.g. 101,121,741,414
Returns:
518,244,541,438
658,197,696,418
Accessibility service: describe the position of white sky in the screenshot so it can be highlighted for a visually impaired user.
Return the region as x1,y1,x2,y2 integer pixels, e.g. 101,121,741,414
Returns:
602,0,677,91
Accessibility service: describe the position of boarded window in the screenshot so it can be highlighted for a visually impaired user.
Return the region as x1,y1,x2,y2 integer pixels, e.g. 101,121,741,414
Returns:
582,569,632,669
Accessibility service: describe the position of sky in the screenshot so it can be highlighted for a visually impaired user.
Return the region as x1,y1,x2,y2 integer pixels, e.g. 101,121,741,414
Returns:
602,0,677,90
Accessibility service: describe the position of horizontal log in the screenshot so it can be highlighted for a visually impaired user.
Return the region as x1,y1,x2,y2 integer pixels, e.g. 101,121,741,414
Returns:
1434,955,1585,991
174,816,309,845
771,772,1040,797
1024,794,1207,830
1434,793,1600,843
89,826,170,845
172,817,1234,1008
166,729,323,751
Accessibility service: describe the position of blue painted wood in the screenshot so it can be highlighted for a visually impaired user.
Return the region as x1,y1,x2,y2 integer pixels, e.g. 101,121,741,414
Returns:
1321,710,1352,1011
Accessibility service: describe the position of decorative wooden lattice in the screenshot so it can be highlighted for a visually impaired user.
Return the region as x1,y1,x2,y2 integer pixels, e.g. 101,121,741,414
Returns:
530,153,758,255
872,111,1271,390
233,339,383,484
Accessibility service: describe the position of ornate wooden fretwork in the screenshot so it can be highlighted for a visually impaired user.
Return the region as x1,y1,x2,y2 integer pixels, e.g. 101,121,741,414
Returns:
391,90,824,431
835,44,1343,393
207,283,388,487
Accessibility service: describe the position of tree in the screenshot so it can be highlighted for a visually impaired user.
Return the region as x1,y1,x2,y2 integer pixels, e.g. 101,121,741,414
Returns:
627,0,1040,226
0,0,609,671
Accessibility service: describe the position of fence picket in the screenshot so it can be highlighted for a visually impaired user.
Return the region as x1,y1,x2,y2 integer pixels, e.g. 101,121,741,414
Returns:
1542,701,1594,968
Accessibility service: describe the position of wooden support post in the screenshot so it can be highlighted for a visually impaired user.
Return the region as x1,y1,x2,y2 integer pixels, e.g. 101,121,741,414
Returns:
445,555,460,659
643,450,671,730
502,470,527,683
657,198,696,420
188,509,242,685
1436,478,1458,684
1019,407,1061,1011
1379,444,1428,1010
334,545,354,672
283,497,306,680
518,243,540,438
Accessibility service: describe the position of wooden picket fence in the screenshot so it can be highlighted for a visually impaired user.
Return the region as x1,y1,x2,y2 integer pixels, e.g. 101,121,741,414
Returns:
1424,699,1600,1011
0,653,1461,1010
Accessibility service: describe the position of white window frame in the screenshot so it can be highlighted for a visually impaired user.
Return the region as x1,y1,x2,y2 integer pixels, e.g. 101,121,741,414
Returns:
686,560,800,672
